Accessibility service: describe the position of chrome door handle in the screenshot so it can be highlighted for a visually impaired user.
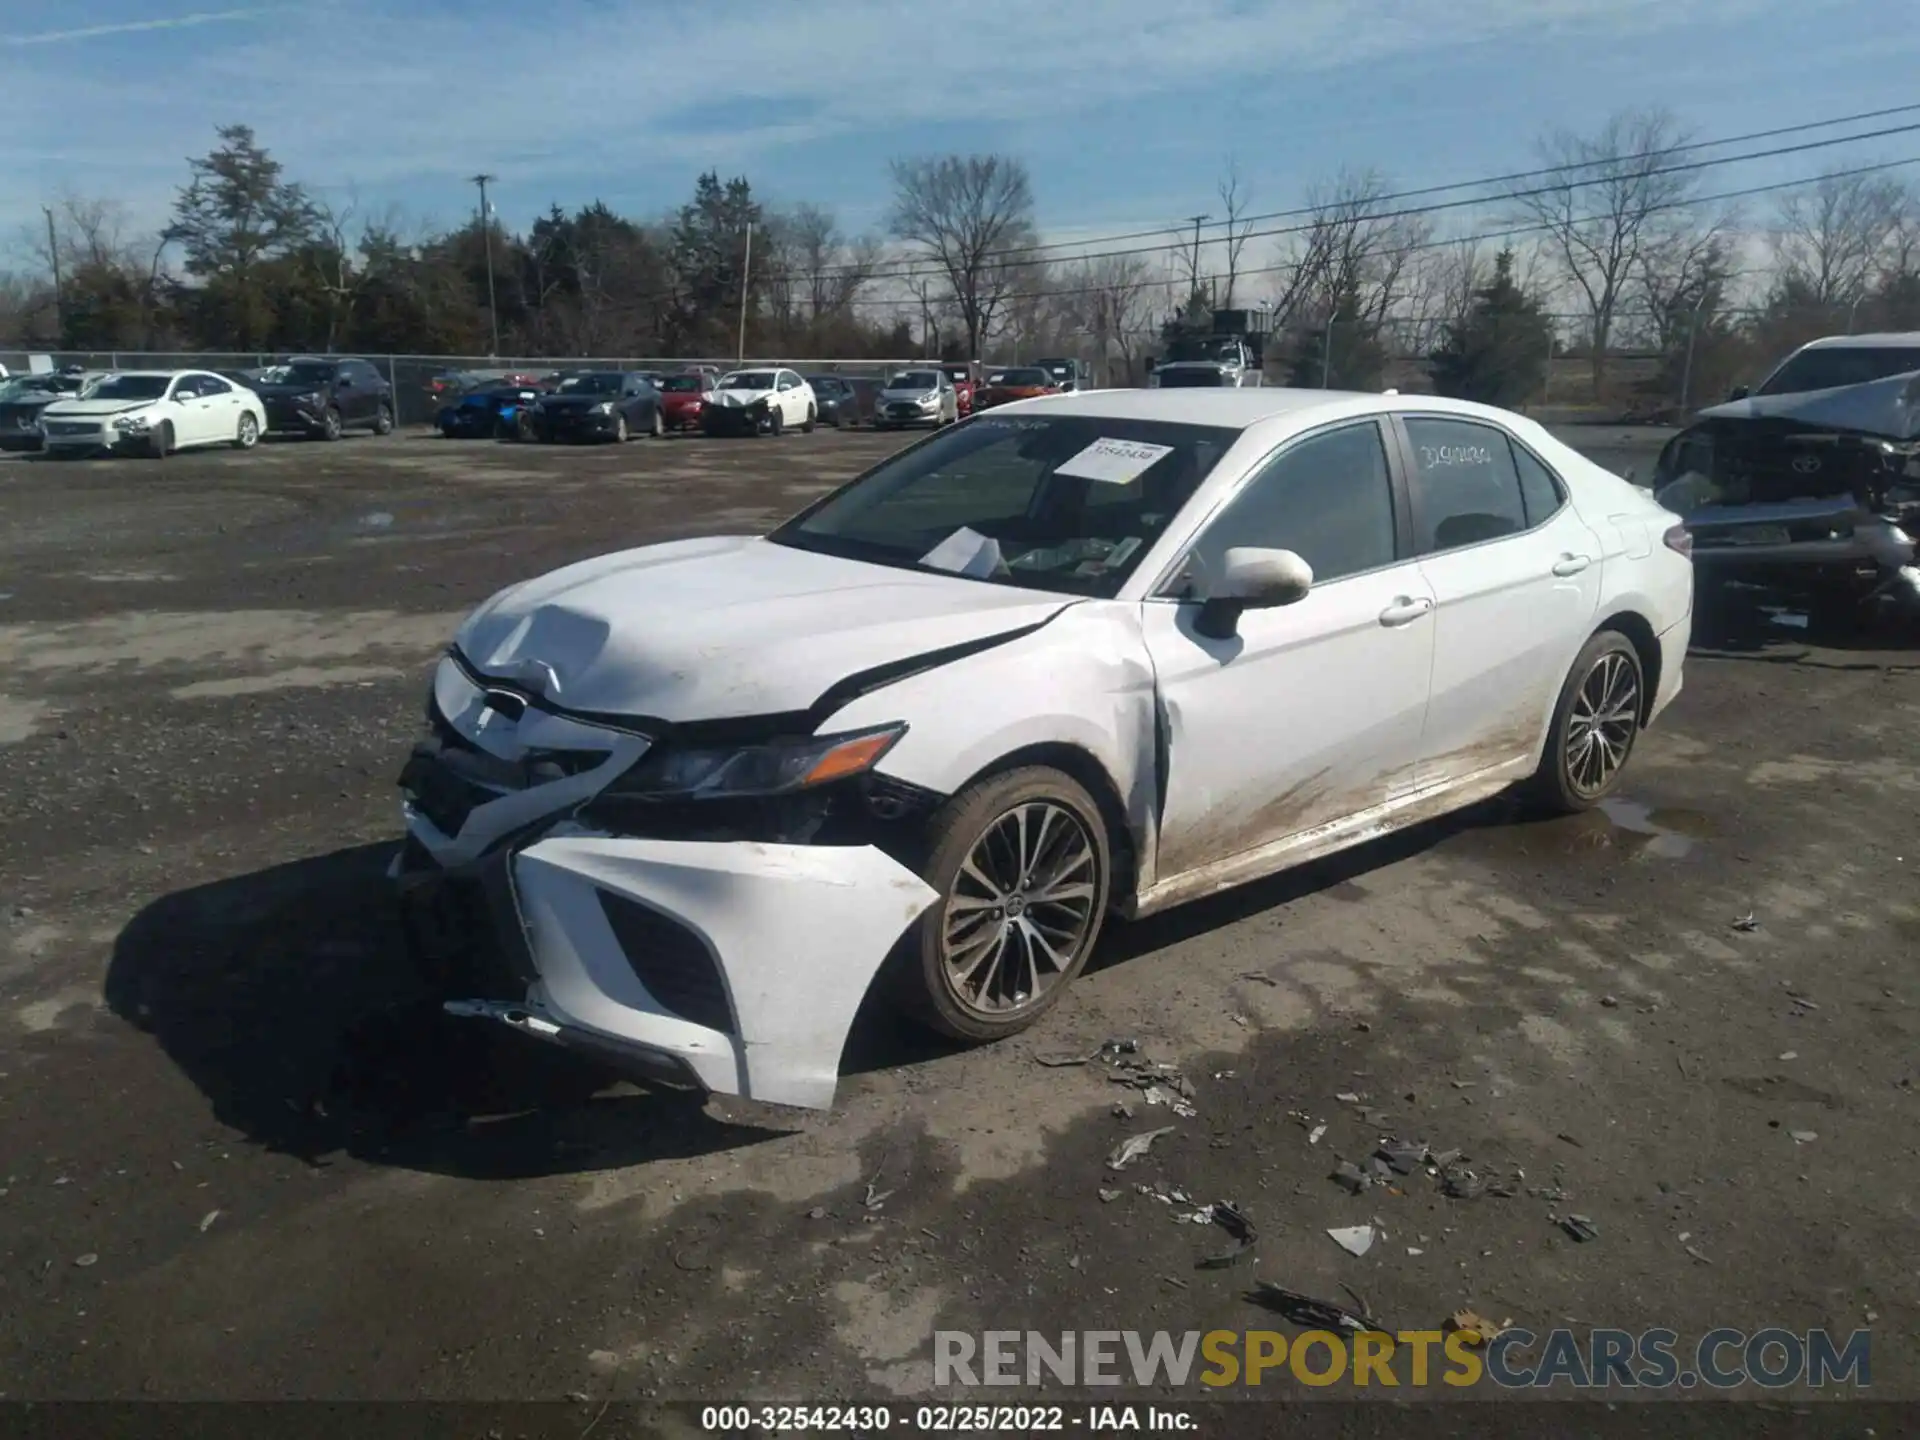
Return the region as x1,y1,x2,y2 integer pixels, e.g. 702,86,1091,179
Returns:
1378,596,1434,627
1552,554,1592,577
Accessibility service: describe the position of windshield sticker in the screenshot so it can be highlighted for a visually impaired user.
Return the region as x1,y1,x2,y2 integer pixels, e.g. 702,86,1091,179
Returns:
1055,437,1175,485
920,526,1007,579
972,416,1051,431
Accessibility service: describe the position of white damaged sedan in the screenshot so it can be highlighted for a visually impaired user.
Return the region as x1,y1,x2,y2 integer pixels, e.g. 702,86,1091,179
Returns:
397,389,1692,1109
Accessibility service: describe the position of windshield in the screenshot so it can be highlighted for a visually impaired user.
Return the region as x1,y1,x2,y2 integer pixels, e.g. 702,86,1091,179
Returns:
719,371,775,389
1155,367,1228,388
91,375,172,401
807,377,846,394
769,413,1241,599
1755,345,1920,397
888,371,941,390
1164,336,1243,364
987,369,1050,387
943,368,971,382
559,372,624,394
258,362,336,386
661,375,704,393
0,376,70,400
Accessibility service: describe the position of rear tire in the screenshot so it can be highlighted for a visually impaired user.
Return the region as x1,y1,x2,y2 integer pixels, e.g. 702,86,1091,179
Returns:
801,405,816,434
894,766,1111,1043
1526,630,1644,814
232,411,260,450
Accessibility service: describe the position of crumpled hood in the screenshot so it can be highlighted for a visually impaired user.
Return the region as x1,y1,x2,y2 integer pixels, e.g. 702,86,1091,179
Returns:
709,386,773,409
41,398,155,419
1698,369,1920,441
453,534,1071,722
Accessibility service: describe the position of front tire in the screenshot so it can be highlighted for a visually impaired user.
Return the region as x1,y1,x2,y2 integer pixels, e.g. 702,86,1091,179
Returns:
372,403,394,436
650,407,664,438
147,421,173,459
320,406,343,442
613,412,629,443
896,767,1111,1042
765,407,783,438
1528,630,1644,813
801,405,816,434
233,411,260,450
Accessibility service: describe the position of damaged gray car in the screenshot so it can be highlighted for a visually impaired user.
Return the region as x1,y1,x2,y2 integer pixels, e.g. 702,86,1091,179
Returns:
1652,332,1920,628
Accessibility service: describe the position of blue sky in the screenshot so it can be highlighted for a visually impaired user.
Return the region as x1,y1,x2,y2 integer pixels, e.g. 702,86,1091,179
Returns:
1,0,1916,278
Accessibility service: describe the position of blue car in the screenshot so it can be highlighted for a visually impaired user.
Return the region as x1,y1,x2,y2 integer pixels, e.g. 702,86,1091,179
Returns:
436,381,546,440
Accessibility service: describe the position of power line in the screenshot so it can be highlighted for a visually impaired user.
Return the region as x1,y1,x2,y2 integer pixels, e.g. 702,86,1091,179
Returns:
836,153,1920,312
859,99,1920,271
840,115,1920,286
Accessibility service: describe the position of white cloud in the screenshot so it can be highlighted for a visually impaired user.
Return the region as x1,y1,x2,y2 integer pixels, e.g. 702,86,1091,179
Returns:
0,7,277,47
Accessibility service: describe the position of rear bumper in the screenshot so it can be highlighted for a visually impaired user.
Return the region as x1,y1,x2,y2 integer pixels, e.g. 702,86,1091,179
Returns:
1648,607,1690,726
395,816,939,1110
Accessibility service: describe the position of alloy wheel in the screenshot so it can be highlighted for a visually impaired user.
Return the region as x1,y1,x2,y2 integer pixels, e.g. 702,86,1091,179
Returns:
1564,651,1640,798
941,801,1099,1018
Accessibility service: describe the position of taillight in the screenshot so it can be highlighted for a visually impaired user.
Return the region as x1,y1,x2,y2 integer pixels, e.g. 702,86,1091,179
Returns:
1662,523,1693,558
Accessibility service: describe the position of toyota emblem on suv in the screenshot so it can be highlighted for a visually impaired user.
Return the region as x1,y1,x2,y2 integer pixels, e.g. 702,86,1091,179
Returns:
1791,454,1823,474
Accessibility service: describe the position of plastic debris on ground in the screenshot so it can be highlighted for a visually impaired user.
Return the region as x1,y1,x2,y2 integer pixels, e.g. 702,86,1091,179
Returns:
1445,1309,1512,1344
1194,1201,1258,1270
1107,1126,1176,1171
1098,1188,1123,1203
1328,1224,1378,1258
1790,1130,1818,1144
1306,1123,1328,1145
1731,912,1760,932
1558,1214,1599,1243
1248,1282,1385,1333
1035,1037,1140,1067
1331,1160,1372,1195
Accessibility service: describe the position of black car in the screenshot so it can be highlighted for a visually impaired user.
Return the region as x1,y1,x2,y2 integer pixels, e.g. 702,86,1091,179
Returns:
804,375,860,427
527,371,664,443
251,356,395,439
0,371,94,452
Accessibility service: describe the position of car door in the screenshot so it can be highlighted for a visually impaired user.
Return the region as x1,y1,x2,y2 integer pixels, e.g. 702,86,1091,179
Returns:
165,375,214,446
773,370,799,423
1389,412,1604,789
1138,417,1438,885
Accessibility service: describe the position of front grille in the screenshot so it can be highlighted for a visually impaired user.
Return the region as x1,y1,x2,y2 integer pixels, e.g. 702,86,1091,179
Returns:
45,421,98,438
1692,517,1855,548
597,892,735,1033
399,744,502,837
398,864,533,1000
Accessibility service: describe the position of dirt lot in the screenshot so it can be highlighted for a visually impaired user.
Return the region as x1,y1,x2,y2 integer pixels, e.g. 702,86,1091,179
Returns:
1,422,1916,1415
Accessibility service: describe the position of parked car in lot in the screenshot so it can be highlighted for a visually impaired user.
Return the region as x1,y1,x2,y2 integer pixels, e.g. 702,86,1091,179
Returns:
436,379,546,439
874,369,959,430
38,369,266,457
975,366,1061,409
941,362,981,417
394,387,1690,1110
1652,331,1920,627
525,371,664,443
701,367,817,436
1033,356,1088,392
250,356,394,440
0,369,99,452
427,369,483,404
657,374,709,432
805,374,861,428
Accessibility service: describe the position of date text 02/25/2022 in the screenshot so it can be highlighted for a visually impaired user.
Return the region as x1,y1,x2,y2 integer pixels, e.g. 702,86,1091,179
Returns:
698,1403,1197,1431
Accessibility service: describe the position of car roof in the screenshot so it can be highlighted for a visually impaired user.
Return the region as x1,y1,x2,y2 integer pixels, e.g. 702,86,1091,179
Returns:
991,386,1548,433
1798,332,1920,350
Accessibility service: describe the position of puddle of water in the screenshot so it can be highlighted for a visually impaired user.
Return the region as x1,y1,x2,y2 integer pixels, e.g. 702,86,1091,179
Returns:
1594,796,1713,860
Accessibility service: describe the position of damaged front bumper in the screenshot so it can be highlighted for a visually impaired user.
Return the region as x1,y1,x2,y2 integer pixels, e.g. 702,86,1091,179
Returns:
393,687,940,1110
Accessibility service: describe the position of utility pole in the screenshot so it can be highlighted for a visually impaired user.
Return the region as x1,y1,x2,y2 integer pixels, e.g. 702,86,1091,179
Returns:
43,206,64,345
919,286,931,360
737,221,753,365
1183,214,1209,298
470,174,500,357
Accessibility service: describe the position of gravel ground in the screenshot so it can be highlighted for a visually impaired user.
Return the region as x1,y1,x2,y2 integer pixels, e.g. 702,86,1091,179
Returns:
1,420,1916,1417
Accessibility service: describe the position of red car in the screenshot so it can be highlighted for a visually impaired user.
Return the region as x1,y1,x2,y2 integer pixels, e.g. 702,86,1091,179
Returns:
974,366,1060,410
658,373,709,431
941,361,981,417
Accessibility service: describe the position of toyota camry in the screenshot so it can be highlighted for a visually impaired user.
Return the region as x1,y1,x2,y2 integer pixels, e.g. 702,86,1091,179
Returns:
395,388,1691,1109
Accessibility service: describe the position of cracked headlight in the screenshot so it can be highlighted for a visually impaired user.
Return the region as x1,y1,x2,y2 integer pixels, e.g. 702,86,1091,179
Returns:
601,722,906,800
112,412,152,433
592,401,615,414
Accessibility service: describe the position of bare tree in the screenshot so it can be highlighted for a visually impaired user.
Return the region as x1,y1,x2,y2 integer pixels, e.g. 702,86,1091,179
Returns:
1770,168,1908,309
1508,107,1701,389
1271,168,1432,328
1216,158,1255,310
888,154,1037,359
1067,253,1154,383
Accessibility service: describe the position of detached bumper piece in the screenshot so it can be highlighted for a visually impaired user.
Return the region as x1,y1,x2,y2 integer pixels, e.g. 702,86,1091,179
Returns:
395,818,941,1110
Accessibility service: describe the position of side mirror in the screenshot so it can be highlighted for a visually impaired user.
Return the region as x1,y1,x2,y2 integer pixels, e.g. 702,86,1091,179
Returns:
1726,384,1749,402
1192,547,1314,639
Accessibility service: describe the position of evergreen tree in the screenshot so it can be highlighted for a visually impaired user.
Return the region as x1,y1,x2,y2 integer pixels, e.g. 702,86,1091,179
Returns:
1429,249,1552,406
1288,286,1386,390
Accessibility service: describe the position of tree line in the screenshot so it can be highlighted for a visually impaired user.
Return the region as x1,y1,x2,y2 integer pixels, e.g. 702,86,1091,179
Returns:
3,110,1917,412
